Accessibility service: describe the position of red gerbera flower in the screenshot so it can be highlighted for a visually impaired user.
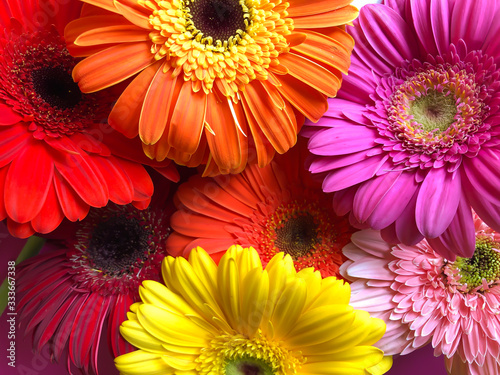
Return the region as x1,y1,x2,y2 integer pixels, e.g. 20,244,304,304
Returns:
0,0,178,238
166,141,356,278
17,195,174,374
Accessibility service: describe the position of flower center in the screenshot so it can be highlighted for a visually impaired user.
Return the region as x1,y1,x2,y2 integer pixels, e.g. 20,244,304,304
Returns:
195,330,304,375
69,204,170,296
86,216,150,273
408,90,457,133
31,66,82,110
0,28,113,138
225,357,274,375
239,194,354,278
445,237,500,292
274,212,317,258
371,48,498,170
142,0,291,94
187,0,249,47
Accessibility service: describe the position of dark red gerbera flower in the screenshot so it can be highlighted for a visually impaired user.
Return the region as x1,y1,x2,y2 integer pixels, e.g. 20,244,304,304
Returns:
0,0,178,238
17,190,174,374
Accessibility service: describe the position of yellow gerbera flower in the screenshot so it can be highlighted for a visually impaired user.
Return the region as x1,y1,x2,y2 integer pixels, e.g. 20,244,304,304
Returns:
115,245,392,375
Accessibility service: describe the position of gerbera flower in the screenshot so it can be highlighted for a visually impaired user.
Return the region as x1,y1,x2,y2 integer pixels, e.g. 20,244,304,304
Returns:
64,0,358,175
303,0,500,259
340,214,500,375
0,0,178,238
115,245,391,375
166,141,355,278
17,199,173,374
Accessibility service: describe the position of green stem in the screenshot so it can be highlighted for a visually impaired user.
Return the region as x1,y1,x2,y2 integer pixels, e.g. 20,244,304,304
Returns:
0,236,46,316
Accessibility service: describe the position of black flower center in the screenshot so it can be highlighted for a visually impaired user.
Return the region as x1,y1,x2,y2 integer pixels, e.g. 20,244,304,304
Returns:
188,0,247,43
86,216,150,273
274,213,318,258
31,66,82,109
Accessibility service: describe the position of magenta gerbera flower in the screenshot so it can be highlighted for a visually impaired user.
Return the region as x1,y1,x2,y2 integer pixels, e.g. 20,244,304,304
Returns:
303,0,500,259
340,214,500,374
16,199,173,374
0,0,178,238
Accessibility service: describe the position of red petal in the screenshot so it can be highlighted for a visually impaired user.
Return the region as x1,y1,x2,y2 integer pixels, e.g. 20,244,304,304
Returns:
30,181,65,234
53,170,90,222
54,152,109,207
5,141,54,223
0,125,31,168
0,103,23,125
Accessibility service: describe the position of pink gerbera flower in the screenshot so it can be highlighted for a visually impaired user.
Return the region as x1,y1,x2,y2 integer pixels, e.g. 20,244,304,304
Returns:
303,0,500,259
340,214,500,374
16,196,174,374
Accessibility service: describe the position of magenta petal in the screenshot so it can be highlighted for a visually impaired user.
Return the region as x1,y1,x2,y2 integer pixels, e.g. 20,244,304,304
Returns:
332,185,357,216
380,222,399,244
308,149,375,173
308,124,378,156
463,148,500,206
359,4,419,67
462,174,500,233
410,0,438,55
429,0,451,55
427,197,475,260
353,170,402,223
395,191,424,245
451,0,496,51
322,154,389,192
415,167,461,238
366,171,419,230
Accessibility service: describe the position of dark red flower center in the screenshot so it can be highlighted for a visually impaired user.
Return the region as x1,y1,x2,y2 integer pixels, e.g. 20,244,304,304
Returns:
0,28,112,138
31,66,82,110
86,216,150,273
186,0,248,43
274,212,317,258
70,205,170,296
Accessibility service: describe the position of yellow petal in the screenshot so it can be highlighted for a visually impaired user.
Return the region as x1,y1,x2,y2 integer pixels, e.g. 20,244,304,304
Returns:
115,350,174,375
120,319,167,353
271,278,306,338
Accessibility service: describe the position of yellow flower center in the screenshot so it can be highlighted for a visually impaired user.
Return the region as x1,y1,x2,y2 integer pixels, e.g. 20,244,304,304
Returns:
141,0,292,95
195,330,304,375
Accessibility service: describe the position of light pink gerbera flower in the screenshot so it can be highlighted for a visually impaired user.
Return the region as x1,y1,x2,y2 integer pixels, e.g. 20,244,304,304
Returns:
340,214,500,374
303,0,500,259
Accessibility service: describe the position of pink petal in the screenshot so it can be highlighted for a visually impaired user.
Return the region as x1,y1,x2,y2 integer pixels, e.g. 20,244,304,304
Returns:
396,191,425,245
415,167,461,238
451,0,496,51
308,123,378,156
427,197,475,260
463,148,500,206
430,0,451,55
322,154,389,192
359,4,419,67
366,171,420,230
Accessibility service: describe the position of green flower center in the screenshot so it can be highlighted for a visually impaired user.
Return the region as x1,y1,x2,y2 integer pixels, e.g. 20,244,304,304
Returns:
409,90,457,133
225,356,274,375
452,237,500,291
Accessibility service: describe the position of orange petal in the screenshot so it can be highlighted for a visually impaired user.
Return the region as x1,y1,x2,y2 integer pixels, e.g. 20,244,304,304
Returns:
75,24,149,46
288,0,353,17
113,0,151,29
109,60,163,138
291,29,351,74
242,81,296,154
168,81,207,155
292,5,359,28
204,93,247,174
140,65,181,145
73,42,156,93
309,26,355,51
81,0,117,14
275,73,328,122
279,52,340,97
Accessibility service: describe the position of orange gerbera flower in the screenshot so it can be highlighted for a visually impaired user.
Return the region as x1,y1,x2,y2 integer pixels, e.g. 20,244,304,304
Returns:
65,0,358,175
166,141,356,278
